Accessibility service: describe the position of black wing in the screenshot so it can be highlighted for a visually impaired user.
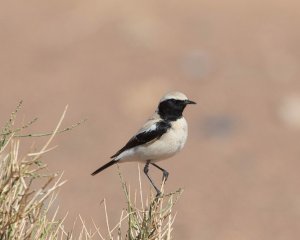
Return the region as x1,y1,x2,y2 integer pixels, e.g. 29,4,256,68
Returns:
111,120,171,158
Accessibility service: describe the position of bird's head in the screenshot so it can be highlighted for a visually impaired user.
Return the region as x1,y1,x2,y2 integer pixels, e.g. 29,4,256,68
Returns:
157,91,196,121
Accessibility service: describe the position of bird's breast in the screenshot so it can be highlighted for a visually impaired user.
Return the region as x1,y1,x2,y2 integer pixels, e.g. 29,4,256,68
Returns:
137,117,188,161
169,117,188,151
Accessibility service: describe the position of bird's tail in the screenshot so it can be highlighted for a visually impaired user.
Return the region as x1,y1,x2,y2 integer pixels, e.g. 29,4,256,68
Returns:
91,159,118,176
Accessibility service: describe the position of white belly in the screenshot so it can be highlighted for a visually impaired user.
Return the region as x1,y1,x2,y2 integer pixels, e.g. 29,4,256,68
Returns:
135,117,188,162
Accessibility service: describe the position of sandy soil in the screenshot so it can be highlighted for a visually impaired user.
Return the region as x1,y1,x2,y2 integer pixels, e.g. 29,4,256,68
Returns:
1,1,300,239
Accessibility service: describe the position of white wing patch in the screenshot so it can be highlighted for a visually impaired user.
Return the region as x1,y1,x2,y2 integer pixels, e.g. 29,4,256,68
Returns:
145,123,157,132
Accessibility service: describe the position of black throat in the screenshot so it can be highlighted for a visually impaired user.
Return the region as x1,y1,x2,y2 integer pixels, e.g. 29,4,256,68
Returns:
157,99,186,121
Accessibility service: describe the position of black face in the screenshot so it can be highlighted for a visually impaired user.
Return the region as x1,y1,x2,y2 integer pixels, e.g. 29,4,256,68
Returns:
158,98,195,121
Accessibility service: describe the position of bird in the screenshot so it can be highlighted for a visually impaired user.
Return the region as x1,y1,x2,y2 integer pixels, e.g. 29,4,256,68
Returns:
91,91,196,196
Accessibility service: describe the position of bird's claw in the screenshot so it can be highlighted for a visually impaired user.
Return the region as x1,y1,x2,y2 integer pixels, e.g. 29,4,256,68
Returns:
162,170,169,182
155,191,163,198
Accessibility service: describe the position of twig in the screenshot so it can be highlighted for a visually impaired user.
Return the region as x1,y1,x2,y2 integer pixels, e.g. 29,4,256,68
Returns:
1,100,23,134
15,118,87,138
0,117,38,136
103,198,113,240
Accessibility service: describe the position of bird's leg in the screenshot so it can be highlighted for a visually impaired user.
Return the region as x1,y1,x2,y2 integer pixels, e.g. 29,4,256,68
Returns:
144,160,161,197
151,163,169,182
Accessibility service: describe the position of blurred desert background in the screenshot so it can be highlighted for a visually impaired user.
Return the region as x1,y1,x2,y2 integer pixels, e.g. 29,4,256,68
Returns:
1,0,300,239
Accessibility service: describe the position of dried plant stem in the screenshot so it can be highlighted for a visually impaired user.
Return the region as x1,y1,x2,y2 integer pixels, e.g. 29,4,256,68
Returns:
0,102,181,239
15,118,87,138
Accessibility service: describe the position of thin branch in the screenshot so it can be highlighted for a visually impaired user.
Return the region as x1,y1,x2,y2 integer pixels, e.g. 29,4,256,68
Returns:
1,100,23,134
0,117,38,136
15,118,87,138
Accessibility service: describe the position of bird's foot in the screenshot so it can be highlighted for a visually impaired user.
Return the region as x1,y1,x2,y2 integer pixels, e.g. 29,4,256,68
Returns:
162,170,169,182
155,190,163,198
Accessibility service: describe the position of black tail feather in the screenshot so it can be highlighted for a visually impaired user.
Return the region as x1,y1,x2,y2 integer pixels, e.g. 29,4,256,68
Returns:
91,160,117,176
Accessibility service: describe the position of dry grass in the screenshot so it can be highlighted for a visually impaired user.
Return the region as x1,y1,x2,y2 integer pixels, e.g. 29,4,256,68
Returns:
0,102,181,240
118,166,182,240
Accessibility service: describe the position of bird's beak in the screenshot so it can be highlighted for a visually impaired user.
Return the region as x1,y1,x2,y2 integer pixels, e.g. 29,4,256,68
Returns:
185,99,196,105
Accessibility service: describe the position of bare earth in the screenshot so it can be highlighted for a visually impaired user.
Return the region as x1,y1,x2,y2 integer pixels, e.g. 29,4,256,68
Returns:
1,1,300,239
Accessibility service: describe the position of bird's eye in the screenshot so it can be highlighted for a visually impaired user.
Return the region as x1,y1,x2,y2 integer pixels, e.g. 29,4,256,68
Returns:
168,99,177,104
170,99,181,104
